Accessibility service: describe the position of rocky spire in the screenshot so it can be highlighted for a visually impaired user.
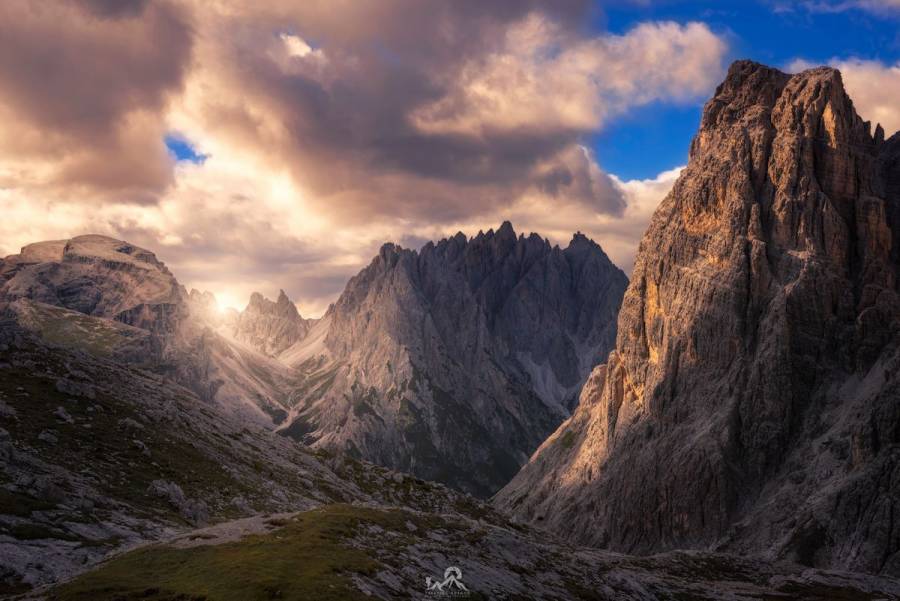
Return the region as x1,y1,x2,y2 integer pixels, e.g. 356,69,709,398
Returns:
496,60,900,577
233,290,310,356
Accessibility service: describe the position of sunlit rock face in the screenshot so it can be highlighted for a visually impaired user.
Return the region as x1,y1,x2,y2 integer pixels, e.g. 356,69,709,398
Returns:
496,60,900,577
233,290,313,357
0,235,186,335
279,222,628,497
187,288,222,325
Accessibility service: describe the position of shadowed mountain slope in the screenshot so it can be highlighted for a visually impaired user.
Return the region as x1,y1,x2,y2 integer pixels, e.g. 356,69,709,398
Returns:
279,223,628,496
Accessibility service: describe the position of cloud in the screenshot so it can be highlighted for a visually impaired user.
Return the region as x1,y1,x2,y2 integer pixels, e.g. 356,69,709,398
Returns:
0,151,375,317
175,8,725,223
0,1,725,314
412,19,726,138
0,1,192,201
772,0,900,16
788,58,900,136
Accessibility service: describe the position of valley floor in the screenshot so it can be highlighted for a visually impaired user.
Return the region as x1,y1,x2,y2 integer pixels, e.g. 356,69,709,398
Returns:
20,502,900,601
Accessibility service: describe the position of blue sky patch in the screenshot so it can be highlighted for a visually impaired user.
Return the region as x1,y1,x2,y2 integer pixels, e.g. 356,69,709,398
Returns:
589,0,900,180
165,134,208,164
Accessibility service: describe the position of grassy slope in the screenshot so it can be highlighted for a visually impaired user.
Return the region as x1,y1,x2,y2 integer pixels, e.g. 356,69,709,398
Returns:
0,331,508,596
11,300,150,359
51,505,415,601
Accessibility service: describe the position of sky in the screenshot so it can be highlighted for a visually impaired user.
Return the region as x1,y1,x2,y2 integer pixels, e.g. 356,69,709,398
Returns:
0,0,898,316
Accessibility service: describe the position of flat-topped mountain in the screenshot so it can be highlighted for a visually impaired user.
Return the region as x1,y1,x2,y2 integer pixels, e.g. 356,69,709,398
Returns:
0,235,184,335
279,222,628,496
496,60,900,577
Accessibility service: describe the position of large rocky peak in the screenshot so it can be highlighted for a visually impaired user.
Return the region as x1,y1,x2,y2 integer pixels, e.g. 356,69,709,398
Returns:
282,222,628,496
327,222,625,393
233,289,311,356
496,60,900,576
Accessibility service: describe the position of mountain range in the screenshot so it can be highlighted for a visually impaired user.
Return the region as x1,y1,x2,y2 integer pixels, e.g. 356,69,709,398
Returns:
1,60,899,599
0,223,628,498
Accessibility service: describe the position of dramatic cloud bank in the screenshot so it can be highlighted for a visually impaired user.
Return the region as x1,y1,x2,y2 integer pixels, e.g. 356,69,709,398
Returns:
0,0,729,314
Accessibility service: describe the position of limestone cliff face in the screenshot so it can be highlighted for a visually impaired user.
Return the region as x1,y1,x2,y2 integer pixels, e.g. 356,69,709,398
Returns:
496,61,900,576
233,290,312,357
280,223,628,496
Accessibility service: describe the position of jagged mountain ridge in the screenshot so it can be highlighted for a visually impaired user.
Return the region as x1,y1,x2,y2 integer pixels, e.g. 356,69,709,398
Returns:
233,290,313,357
496,60,900,577
279,222,628,496
0,227,628,498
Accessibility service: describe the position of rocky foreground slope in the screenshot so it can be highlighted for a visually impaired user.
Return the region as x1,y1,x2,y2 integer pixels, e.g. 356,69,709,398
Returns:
496,60,900,577
278,223,628,496
0,325,348,593
6,323,898,600
0,324,493,595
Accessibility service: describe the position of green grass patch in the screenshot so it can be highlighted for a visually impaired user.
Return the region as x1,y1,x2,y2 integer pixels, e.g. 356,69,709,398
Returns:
19,302,149,358
50,504,415,601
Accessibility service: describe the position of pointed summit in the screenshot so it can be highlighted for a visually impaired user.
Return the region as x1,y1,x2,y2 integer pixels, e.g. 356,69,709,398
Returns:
567,231,591,248
496,220,516,240
234,290,310,356
275,289,301,320
247,291,266,309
